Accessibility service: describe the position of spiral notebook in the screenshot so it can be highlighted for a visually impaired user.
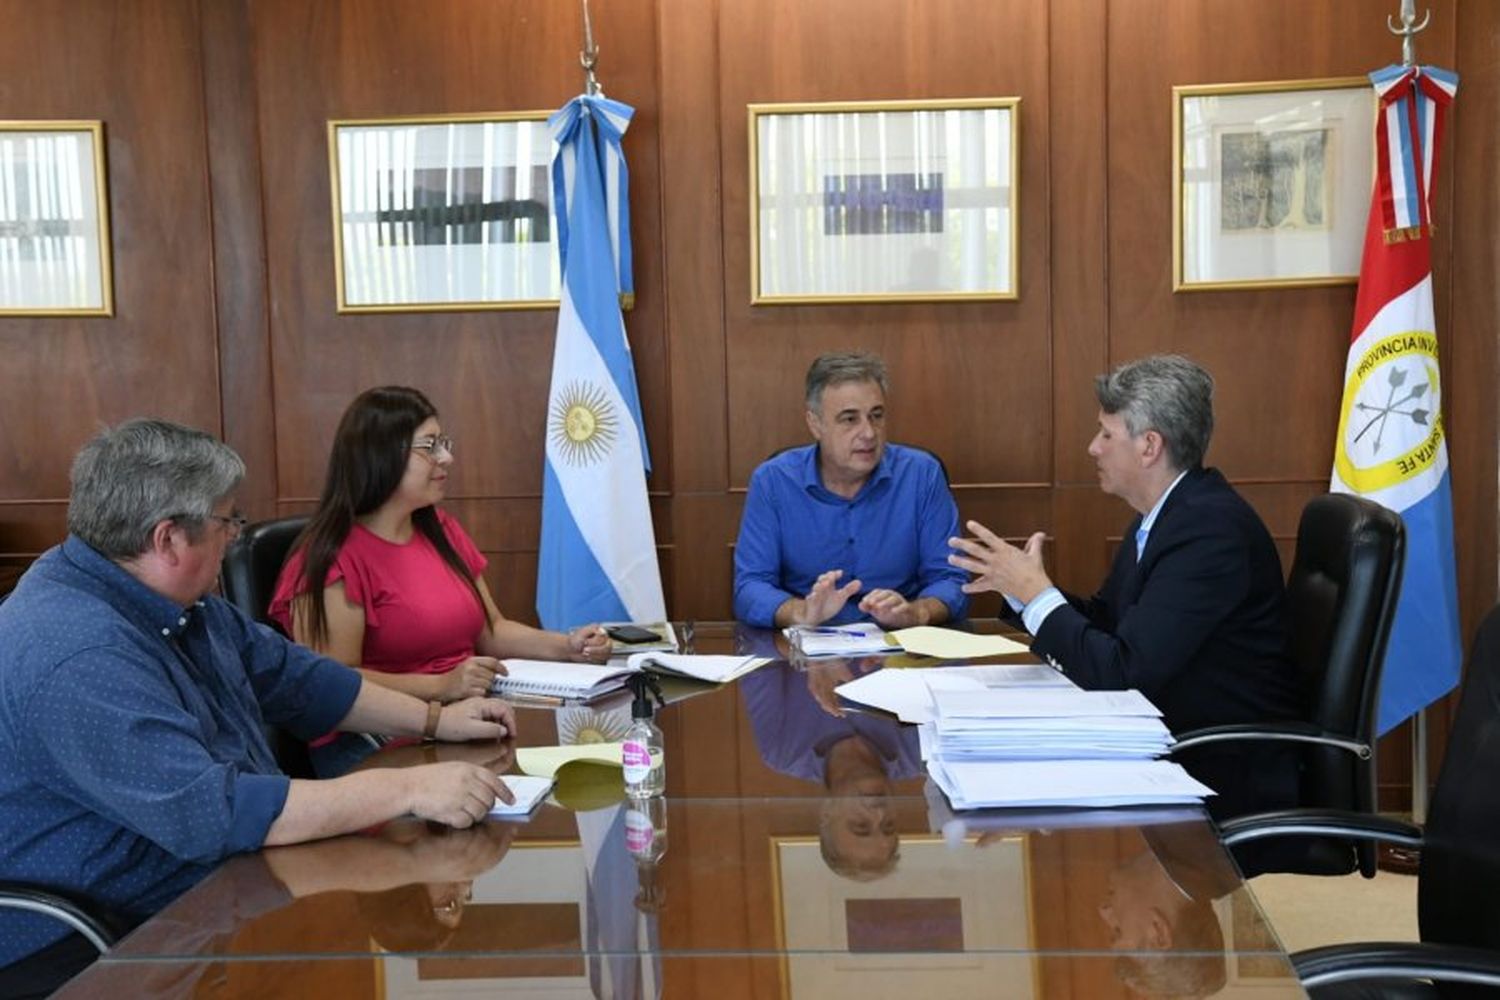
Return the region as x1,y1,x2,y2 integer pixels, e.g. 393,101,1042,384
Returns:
492,659,640,701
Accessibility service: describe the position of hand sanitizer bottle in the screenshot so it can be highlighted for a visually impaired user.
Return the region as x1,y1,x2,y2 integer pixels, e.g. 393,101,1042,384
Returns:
622,681,665,796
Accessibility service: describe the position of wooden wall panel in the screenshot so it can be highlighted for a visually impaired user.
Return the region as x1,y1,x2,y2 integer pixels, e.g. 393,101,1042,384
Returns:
0,0,220,542
202,0,278,518
717,0,1053,495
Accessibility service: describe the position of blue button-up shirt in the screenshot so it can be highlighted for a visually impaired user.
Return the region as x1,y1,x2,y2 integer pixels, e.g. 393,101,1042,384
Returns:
0,536,361,966
732,443,969,626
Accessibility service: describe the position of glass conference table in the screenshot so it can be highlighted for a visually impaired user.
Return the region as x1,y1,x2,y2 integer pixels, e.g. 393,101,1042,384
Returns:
58,623,1307,999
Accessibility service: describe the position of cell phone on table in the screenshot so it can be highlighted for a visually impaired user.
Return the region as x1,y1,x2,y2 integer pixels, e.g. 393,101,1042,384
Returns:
605,624,662,644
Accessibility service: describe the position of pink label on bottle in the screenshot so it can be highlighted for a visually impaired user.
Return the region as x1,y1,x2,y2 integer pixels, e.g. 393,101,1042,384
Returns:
625,810,654,852
623,741,651,781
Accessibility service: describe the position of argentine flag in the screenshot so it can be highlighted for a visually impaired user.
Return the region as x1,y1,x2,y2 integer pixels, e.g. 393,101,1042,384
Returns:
537,94,665,629
1331,65,1461,735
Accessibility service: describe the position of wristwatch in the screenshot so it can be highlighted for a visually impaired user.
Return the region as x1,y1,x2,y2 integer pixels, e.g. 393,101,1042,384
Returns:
423,700,443,741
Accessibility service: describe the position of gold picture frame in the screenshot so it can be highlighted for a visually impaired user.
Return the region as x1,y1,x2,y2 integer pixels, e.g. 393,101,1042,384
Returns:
748,97,1020,305
328,111,560,313
1173,77,1374,292
0,120,113,316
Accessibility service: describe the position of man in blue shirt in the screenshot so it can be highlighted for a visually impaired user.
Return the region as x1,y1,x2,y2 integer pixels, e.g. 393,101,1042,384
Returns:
0,419,518,976
733,352,968,628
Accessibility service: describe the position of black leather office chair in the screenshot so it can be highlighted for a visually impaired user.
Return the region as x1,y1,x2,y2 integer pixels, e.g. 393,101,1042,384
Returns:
0,882,130,995
1220,603,1500,997
220,515,309,629
1170,493,1405,877
0,884,119,954
219,515,318,779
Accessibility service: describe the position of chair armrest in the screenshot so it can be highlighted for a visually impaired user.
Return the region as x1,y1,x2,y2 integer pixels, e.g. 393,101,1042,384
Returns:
1169,721,1372,760
0,882,118,953
1219,809,1423,849
1294,942,1500,989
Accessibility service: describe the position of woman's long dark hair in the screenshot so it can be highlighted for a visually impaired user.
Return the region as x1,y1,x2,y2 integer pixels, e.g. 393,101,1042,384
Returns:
292,386,484,648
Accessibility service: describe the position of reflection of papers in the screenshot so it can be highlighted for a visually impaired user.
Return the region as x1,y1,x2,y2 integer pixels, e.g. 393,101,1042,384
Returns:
517,742,624,778
930,759,1214,810
836,663,1075,724
489,775,556,817
924,779,1204,841
891,626,1031,659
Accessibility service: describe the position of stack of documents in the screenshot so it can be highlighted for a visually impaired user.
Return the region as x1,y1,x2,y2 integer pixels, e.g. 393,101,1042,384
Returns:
785,623,1033,660
836,663,1076,724
493,660,640,702
926,689,1176,760
489,774,556,818
928,759,1214,810
626,652,770,684
783,622,902,657
834,666,1211,810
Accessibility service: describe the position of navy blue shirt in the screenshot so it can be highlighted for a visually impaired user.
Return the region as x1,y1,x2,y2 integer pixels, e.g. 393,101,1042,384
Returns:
0,537,361,966
732,443,968,626
741,662,923,784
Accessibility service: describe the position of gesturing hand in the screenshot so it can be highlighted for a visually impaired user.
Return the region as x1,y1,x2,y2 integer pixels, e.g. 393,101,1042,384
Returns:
948,521,1052,604
859,589,928,628
800,569,862,626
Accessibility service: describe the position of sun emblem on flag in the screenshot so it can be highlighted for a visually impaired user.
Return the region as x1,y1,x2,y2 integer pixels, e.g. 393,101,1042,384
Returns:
549,380,618,466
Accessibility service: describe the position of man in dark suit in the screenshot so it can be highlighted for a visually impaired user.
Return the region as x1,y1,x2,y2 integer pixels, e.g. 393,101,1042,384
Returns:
948,355,1303,821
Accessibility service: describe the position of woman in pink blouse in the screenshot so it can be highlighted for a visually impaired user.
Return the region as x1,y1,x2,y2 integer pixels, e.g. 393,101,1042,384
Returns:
270,386,611,707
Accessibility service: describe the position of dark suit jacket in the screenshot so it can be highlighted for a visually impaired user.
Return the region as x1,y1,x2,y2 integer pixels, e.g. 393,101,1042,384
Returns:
1031,466,1304,820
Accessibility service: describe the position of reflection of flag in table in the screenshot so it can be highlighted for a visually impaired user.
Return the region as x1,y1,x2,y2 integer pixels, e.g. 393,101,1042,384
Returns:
1331,64,1460,735
537,94,664,630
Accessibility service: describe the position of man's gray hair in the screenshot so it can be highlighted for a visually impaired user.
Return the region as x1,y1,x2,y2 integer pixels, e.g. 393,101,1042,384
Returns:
805,352,889,410
69,418,246,559
1094,355,1215,471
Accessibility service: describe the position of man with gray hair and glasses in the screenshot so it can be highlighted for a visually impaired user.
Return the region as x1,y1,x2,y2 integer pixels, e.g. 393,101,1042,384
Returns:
0,419,518,974
734,351,968,629
949,356,1302,822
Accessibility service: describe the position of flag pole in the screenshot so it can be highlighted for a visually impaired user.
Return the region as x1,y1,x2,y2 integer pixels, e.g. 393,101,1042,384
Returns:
1387,0,1433,826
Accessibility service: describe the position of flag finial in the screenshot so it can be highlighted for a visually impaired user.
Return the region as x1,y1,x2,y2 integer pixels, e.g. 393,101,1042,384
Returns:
579,0,603,96
1387,0,1430,68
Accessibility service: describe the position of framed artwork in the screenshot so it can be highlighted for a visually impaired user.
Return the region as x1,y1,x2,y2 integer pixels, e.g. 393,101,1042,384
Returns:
748,97,1020,304
0,120,113,316
378,839,597,996
1173,78,1375,291
770,834,1036,998
328,112,560,313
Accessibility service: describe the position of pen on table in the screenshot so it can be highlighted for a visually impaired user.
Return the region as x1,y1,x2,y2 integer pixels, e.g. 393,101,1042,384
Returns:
506,693,566,708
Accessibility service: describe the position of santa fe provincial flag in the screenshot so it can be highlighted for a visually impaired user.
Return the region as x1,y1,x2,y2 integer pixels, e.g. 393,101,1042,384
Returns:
1331,64,1461,735
537,94,665,630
